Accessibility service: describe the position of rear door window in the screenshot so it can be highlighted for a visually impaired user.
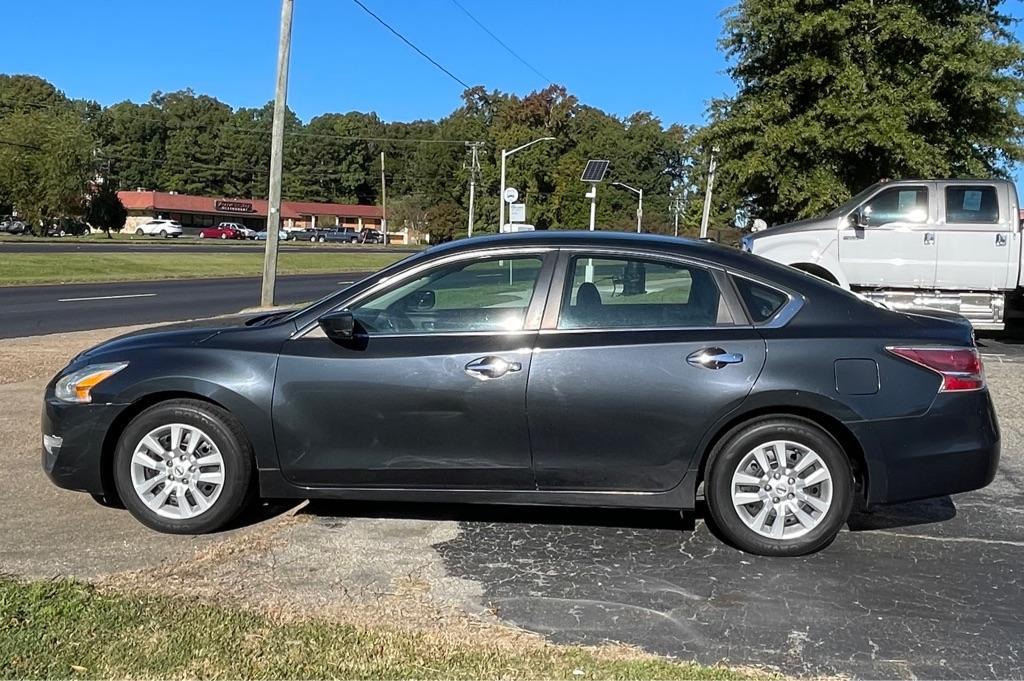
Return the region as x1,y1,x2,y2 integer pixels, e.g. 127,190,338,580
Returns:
557,255,732,329
945,186,999,224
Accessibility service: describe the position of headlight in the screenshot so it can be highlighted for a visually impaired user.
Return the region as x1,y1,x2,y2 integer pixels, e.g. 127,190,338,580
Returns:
54,362,128,403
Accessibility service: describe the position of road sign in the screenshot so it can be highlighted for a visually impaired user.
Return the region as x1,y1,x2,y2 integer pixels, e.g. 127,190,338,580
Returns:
503,187,519,203
509,202,526,223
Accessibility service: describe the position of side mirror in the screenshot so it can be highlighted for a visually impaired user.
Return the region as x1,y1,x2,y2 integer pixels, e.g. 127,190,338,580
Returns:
848,211,868,229
407,290,436,311
318,310,355,341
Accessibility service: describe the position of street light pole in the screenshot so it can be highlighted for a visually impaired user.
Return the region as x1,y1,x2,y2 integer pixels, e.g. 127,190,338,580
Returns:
260,0,294,308
498,136,554,231
612,182,644,233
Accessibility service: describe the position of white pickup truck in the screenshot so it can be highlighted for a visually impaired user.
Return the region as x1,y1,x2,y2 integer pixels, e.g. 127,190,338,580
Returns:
742,178,1022,329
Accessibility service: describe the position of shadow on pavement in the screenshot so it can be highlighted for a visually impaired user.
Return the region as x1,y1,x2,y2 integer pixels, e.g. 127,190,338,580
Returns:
298,495,955,536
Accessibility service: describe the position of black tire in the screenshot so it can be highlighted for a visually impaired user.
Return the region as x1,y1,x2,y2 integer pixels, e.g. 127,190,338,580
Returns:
135,228,144,236
113,399,254,534
198,232,205,238
705,416,853,556
220,233,228,240
160,229,168,238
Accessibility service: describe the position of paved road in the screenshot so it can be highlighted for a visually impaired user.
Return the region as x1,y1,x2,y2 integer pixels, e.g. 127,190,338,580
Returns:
0,273,368,338
0,240,415,255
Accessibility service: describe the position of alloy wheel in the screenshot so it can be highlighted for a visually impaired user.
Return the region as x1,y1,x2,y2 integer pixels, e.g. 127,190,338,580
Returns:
730,440,833,540
129,423,226,520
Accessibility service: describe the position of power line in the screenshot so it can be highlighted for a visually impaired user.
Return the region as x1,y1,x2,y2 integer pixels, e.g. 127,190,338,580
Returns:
350,0,472,90
448,0,552,85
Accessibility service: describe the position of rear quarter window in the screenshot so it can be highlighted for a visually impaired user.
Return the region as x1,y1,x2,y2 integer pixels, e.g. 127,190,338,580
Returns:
733,277,788,323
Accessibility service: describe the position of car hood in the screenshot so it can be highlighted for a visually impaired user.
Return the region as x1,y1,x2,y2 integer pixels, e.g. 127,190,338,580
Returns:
77,314,264,360
751,216,834,240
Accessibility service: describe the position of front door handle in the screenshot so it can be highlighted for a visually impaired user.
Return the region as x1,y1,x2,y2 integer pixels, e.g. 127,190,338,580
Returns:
687,348,744,370
924,232,935,245
996,233,1008,247
464,356,522,380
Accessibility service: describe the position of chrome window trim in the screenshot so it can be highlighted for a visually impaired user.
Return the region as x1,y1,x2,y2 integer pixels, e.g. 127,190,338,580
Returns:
292,246,556,339
728,271,805,329
541,246,749,334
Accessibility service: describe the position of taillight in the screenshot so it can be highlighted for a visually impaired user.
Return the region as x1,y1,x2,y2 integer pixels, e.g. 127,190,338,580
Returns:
886,346,985,392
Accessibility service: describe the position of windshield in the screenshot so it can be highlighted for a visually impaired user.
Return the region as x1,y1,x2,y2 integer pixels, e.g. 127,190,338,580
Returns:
824,182,884,218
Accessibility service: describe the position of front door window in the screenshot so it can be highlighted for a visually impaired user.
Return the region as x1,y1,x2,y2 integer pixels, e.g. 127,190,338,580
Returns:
348,256,545,334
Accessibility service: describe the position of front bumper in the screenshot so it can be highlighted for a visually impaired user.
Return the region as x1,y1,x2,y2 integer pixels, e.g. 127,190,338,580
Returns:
852,389,1000,506
41,398,126,495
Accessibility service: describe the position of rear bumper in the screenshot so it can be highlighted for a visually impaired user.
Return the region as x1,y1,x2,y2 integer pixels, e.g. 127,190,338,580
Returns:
851,389,1000,505
41,398,125,495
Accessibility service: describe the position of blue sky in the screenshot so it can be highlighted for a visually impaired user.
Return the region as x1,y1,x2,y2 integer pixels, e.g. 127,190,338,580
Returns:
5,0,1023,181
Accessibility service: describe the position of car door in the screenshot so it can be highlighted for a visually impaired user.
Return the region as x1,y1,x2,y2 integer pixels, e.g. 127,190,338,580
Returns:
526,249,767,492
274,249,555,489
839,183,937,288
935,183,1016,290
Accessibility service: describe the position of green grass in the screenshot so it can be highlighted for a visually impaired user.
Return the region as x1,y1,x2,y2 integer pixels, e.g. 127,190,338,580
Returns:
0,579,755,680
0,252,407,286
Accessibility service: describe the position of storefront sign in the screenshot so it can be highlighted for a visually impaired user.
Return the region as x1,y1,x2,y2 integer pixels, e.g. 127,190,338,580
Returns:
214,200,255,214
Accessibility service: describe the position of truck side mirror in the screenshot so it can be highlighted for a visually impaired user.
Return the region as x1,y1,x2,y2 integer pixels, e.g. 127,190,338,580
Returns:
849,211,868,229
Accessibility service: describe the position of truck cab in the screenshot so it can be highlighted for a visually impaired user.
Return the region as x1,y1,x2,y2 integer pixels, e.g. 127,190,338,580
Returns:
743,178,1022,329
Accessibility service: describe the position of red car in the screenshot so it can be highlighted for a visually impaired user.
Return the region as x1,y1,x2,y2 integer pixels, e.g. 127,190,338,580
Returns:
198,223,244,240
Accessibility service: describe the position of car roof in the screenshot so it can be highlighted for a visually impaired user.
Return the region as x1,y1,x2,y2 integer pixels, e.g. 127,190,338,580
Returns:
423,230,842,291
428,230,741,262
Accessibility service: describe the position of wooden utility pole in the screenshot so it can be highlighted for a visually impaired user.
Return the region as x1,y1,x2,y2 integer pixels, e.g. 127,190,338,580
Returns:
260,0,294,307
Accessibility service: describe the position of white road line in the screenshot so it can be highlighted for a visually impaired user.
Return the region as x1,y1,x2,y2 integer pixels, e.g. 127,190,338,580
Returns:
57,293,158,303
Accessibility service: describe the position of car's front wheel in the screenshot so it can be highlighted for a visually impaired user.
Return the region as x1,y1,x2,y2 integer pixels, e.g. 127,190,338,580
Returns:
705,417,852,556
113,399,253,534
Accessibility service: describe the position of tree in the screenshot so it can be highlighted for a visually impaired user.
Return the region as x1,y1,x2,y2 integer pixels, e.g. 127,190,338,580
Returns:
424,201,462,243
701,0,1024,226
85,180,127,237
0,111,94,233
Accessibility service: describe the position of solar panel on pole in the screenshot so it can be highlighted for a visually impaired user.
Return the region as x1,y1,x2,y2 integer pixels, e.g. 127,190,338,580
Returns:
580,160,610,183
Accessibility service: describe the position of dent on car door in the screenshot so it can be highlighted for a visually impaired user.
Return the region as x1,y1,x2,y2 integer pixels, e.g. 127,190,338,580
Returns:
273,250,555,489
526,251,767,492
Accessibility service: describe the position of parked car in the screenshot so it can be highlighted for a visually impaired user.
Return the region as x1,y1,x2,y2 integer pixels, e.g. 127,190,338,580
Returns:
199,223,244,240
255,229,291,241
743,178,1021,330
0,217,29,235
134,219,183,238
216,222,256,239
41,231,998,556
45,218,90,237
309,227,360,243
359,229,384,244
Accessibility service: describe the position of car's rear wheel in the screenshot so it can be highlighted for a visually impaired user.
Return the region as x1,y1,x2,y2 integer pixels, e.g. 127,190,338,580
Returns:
705,417,852,556
198,232,205,238
113,399,253,534
160,229,168,238
318,236,326,243
220,233,228,240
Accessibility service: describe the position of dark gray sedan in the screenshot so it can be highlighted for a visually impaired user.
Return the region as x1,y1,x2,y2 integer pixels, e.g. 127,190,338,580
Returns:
42,231,998,556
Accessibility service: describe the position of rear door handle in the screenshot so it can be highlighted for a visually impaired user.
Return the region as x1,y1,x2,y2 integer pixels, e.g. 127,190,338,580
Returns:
687,348,744,370
464,356,522,380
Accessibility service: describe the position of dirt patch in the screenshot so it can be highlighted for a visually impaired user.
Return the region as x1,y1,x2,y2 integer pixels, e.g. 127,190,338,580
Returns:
0,325,154,385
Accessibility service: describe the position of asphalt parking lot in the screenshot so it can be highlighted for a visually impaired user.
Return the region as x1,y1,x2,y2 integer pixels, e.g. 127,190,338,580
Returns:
1,325,1022,679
